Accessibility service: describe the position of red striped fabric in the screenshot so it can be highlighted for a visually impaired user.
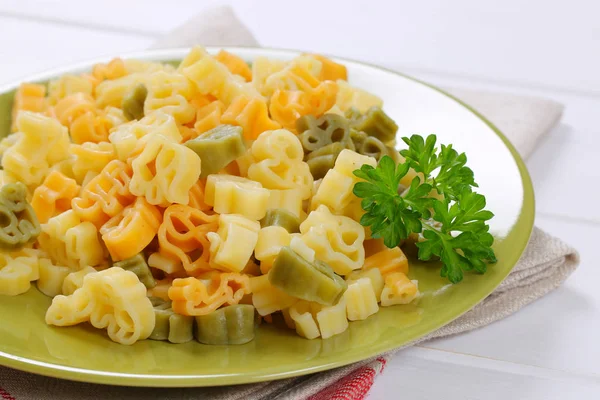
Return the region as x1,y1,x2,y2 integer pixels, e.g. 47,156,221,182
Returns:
0,386,15,400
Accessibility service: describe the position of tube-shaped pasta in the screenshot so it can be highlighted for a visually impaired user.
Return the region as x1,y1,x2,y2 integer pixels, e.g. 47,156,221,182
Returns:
344,278,379,321
207,214,260,273
204,175,270,220
269,246,347,306
195,304,256,345
184,125,246,179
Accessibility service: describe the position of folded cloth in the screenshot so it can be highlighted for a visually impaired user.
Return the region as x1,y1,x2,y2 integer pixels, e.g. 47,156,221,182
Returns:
0,5,579,400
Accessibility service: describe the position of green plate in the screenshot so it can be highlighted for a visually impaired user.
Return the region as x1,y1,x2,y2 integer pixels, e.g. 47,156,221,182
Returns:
0,47,534,387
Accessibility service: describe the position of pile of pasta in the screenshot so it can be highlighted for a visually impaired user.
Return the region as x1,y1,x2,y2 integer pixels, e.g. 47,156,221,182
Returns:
0,47,419,345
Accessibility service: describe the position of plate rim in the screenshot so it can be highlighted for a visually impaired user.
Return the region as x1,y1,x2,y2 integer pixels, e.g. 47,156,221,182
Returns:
0,46,535,387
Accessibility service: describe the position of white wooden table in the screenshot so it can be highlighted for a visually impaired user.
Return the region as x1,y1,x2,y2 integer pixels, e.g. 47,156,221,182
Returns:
1,0,599,398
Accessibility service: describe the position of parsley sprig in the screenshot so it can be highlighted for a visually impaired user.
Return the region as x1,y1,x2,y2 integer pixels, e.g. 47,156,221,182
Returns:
353,134,496,284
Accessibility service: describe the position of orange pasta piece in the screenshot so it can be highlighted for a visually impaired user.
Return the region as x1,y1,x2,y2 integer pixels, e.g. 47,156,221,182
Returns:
305,54,348,81
221,95,281,140
100,197,162,261
92,58,127,82
72,160,135,228
11,83,47,132
186,180,211,211
168,272,251,316
269,81,338,131
364,247,409,276
31,171,80,223
194,101,225,134
52,93,116,143
215,50,252,82
385,272,418,297
158,204,219,274
363,238,388,257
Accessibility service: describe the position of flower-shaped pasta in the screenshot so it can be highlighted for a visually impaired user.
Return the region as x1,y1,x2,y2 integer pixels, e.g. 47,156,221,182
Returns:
206,214,260,273
0,249,41,296
46,267,155,345
221,95,280,140
215,50,252,81
157,204,218,274
31,171,81,223
178,46,261,105
299,205,365,275
0,182,41,250
144,71,196,124
109,111,182,161
71,160,135,228
168,272,250,316
38,210,105,270
11,83,47,132
193,100,225,135
100,197,162,262
91,58,127,83
2,111,70,187
335,79,383,112
70,142,116,184
129,133,201,206
262,62,322,97
47,74,93,105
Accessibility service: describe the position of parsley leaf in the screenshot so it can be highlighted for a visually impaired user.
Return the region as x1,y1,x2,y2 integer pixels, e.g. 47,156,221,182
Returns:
353,134,496,284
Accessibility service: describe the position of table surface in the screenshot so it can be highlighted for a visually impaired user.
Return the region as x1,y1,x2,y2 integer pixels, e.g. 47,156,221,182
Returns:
0,0,599,398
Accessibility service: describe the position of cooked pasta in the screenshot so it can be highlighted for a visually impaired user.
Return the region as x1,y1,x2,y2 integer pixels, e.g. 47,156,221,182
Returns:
2,47,420,346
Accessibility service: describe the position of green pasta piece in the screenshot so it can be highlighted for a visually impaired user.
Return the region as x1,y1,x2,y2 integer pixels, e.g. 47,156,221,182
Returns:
260,209,300,233
112,253,156,289
344,107,362,121
297,114,351,153
184,125,246,179
195,304,256,345
269,247,347,306
307,155,337,180
0,182,41,250
148,297,194,344
358,136,400,163
349,106,398,143
122,83,147,121
306,142,352,161
349,129,368,147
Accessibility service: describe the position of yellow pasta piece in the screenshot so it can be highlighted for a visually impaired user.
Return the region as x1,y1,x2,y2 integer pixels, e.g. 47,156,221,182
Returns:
91,58,127,83
344,278,379,321
248,129,313,200
147,252,184,275
251,56,286,93
204,174,269,220
215,50,252,82
30,171,80,224
10,83,47,132
299,205,365,276
250,274,297,316
221,95,281,140
109,111,182,161
48,74,93,105
288,301,321,339
0,252,36,296
179,46,261,106
46,267,155,345
347,268,384,302
147,278,173,301
129,133,201,206
207,214,260,273
335,80,383,112
266,189,303,218
193,100,225,135
62,266,97,295
38,210,105,270
380,272,420,306
168,272,250,316
70,142,116,184
262,62,322,98
37,259,71,298
303,54,348,81
100,197,162,262
364,247,409,277
315,296,348,339
254,226,291,266
3,111,70,187
144,71,196,124
95,73,148,109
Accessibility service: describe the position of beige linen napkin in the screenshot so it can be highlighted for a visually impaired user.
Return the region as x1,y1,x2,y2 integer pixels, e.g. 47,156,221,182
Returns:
0,6,580,400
